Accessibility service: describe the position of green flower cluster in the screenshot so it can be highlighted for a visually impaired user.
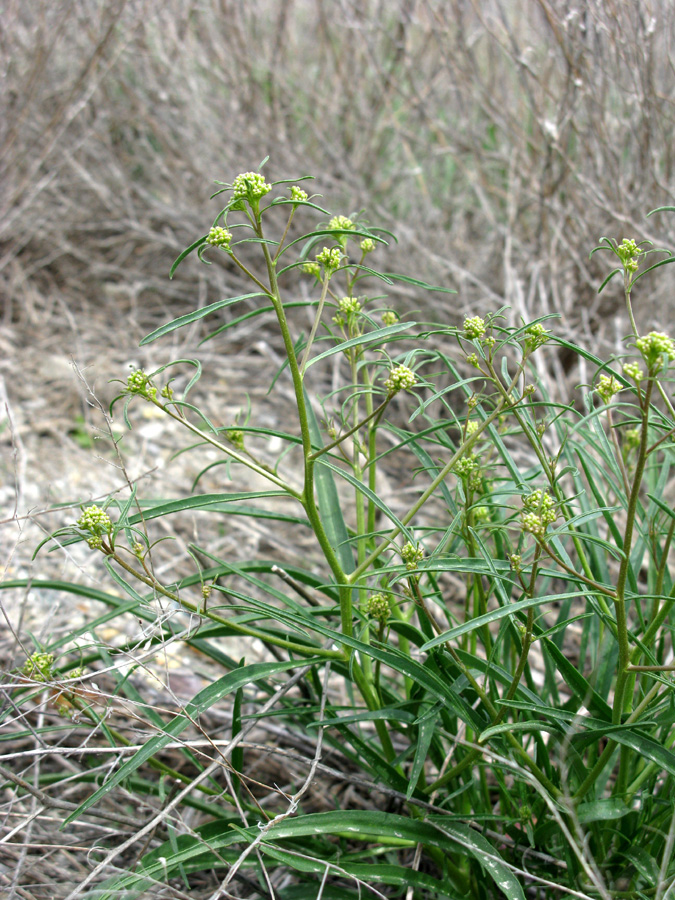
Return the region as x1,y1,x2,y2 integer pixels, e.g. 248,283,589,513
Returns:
384,364,417,394
232,171,272,201
455,453,478,477
127,370,157,400
617,238,643,273
333,296,362,327
623,362,643,382
328,215,355,231
338,296,361,315
464,316,486,340
382,310,398,326
524,323,550,352
635,331,675,371
302,261,321,278
360,238,375,254
206,225,232,249
22,651,54,682
596,374,622,404
367,592,390,622
521,489,557,538
317,247,342,272
624,427,641,450
401,541,424,570
77,505,112,549
290,185,308,203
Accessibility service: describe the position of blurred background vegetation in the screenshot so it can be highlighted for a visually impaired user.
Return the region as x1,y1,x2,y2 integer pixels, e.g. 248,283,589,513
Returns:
2,0,675,370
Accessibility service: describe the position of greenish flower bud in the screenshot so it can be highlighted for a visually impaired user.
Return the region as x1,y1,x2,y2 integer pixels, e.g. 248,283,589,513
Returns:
596,374,622,404
22,651,54,682
206,225,232,249
338,296,361,315
401,541,424,570
464,316,486,340
232,171,272,201
523,323,550,352
455,454,478,477
467,353,481,368
367,592,390,622
328,215,355,231
384,364,417,394
290,185,308,203
522,511,545,537
360,238,375,253
302,261,321,278
624,427,641,449
617,238,643,272
227,429,245,449
77,505,112,537
382,310,398,326
635,331,675,371
317,246,342,272
623,362,643,382
126,369,157,400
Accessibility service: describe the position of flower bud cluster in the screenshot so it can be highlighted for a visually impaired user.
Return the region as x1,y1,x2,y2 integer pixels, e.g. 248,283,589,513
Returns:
77,505,113,549
524,323,550,353
617,238,643,273
226,429,245,449
596,374,622,404
206,226,232,249
338,296,361,315
290,185,308,203
473,506,490,523
635,331,675,371
333,295,362,327
624,427,641,449
382,310,398,326
384,364,417,394
232,171,272,201
317,247,342,273
464,316,486,340
328,215,355,232
455,453,478,477
127,370,157,400
622,362,643,383
520,489,557,538
22,651,55,682
401,541,424,570
367,592,390,622
302,261,321,278
360,238,375,254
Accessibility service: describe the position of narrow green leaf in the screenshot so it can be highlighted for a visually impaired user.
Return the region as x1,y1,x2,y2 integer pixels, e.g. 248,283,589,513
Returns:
304,392,354,575
141,293,265,344
169,235,208,278
303,322,416,370
408,712,438,798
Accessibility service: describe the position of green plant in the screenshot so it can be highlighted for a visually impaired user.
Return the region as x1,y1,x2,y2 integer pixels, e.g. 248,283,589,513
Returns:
6,169,675,899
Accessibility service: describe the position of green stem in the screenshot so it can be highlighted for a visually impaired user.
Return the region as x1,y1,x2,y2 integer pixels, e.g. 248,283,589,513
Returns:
109,550,341,660
257,236,350,636
154,399,301,498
